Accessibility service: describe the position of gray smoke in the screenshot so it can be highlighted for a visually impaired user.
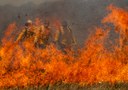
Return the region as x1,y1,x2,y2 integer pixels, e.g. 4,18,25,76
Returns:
0,0,127,46
0,0,58,6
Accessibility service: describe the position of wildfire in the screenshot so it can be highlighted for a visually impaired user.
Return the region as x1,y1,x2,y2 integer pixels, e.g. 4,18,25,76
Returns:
0,5,128,88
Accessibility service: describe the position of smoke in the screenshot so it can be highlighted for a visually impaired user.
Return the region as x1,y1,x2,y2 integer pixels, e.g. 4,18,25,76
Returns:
0,0,127,46
0,0,59,6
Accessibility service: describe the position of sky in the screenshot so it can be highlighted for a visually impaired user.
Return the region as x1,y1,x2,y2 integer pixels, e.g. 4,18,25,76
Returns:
0,0,59,6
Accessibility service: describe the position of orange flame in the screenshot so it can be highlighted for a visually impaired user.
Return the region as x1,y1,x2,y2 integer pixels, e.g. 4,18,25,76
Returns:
0,5,128,88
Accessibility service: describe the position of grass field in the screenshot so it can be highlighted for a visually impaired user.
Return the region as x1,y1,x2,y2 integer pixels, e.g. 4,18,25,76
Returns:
1,83,128,90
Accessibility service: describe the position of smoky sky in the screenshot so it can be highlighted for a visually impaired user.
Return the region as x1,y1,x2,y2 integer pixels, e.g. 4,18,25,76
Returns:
0,0,127,46
0,0,59,6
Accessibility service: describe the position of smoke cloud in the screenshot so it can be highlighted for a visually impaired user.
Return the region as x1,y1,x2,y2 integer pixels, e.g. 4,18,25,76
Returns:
0,0,58,6
0,0,127,46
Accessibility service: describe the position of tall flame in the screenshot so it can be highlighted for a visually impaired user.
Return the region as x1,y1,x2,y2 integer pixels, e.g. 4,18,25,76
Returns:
0,5,128,88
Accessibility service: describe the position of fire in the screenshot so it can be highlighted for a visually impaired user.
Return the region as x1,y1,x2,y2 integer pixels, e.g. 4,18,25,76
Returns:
103,5,128,50
0,5,128,88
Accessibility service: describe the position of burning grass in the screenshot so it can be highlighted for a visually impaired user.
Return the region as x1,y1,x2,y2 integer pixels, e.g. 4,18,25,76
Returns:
0,5,128,89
